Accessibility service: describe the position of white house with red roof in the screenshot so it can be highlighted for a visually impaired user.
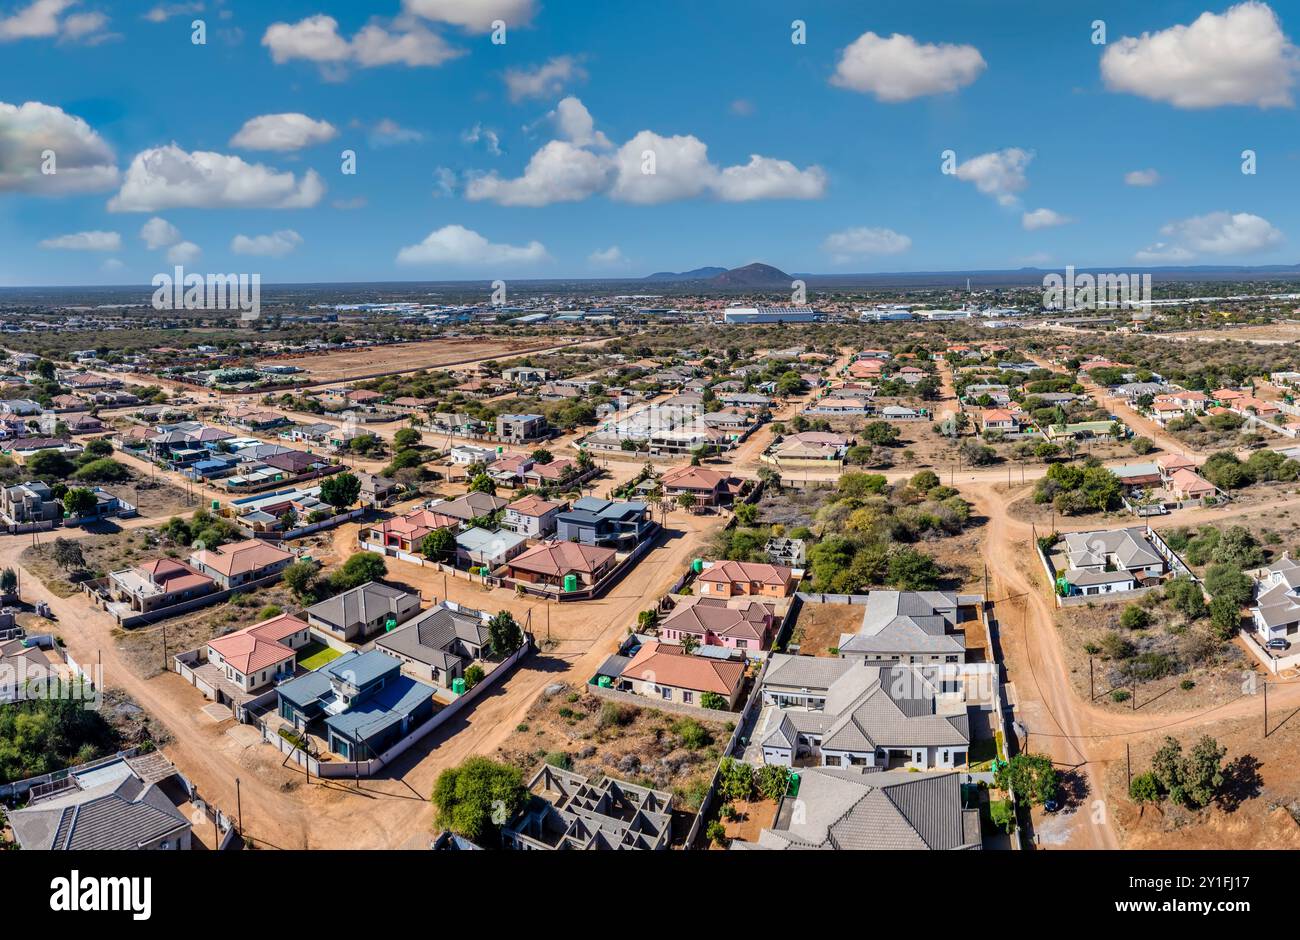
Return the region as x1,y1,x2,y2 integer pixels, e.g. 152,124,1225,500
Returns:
696,560,799,599
205,614,311,694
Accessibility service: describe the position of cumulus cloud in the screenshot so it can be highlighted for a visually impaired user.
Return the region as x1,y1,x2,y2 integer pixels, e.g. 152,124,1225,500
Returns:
0,0,111,43
402,0,536,32
108,143,325,211
1021,208,1072,230
1134,242,1194,263
588,245,627,266
38,229,121,251
166,240,201,264
230,113,337,151
823,227,912,263
262,14,462,77
143,2,204,23
953,148,1033,206
1124,168,1161,186
504,55,586,101
1150,210,1284,256
469,101,825,207
0,99,118,194
396,224,548,267
231,229,303,257
1101,2,1299,108
139,216,181,249
831,31,986,101
462,122,502,155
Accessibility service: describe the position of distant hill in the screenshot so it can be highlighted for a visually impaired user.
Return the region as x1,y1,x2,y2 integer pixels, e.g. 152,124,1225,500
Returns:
643,266,727,282
708,263,792,287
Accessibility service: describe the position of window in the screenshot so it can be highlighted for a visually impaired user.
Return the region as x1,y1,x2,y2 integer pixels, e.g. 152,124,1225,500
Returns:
824,755,841,766
736,639,748,650
660,686,672,700
682,690,693,704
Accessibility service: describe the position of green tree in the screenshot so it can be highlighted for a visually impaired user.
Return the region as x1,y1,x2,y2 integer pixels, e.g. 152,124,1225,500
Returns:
420,527,456,561
330,551,387,592
679,633,700,655
72,458,129,483
754,764,791,801
25,449,76,480
62,487,97,516
1119,605,1150,630
0,568,17,593
431,756,526,842
281,560,319,599
530,448,554,464
392,427,421,450
1128,771,1162,805
699,691,728,710
733,502,758,527
887,548,941,590
468,473,496,496
716,757,754,802
50,538,86,572
995,753,1059,807
320,472,361,511
488,610,524,656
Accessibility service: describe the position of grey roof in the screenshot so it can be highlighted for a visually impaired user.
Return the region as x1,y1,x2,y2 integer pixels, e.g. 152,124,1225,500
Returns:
747,768,977,850
304,581,414,631
434,491,509,521
1252,556,1300,628
1063,526,1162,572
9,762,189,850
1063,568,1137,587
376,604,490,670
837,591,967,656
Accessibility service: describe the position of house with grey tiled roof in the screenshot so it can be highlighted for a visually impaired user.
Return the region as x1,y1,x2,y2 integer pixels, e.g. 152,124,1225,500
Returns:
1059,526,1167,596
304,581,421,643
1250,555,1300,650
374,602,491,688
734,767,980,850
835,591,980,664
758,657,970,771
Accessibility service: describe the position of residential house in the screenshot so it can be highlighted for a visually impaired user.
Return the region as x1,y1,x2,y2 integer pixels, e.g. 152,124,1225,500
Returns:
375,602,491,687
762,432,851,471
658,596,776,652
696,560,798,599
189,539,294,590
834,591,976,664
456,526,528,569
503,494,566,538
206,614,311,693
1250,555,1300,650
503,540,618,590
980,408,1022,433
1,480,60,524
356,471,398,507
107,558,216,614
659,465,741,509
496,413,548,443
554,496,652,548
616,640,746,708
432,491,510,524
363,507,460,555
305,581,421,643
1059,526,1166,595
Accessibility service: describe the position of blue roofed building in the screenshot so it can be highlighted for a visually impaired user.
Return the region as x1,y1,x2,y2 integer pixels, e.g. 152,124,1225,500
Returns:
554,497,653,549
275,649,437,761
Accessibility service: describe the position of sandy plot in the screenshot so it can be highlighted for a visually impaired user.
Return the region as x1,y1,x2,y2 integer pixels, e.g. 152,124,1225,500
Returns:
258,337,566,384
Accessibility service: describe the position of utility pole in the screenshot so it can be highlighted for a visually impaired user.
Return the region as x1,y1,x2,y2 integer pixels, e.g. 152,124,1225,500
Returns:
1089,656,1094,701
1126,742,1131,785
1264,678,1269,738
236,777,243,836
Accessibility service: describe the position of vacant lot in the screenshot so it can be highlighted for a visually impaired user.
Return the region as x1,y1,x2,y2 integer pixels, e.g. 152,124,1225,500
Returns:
258,337,569,384
789,602,862,656
491,682,732,819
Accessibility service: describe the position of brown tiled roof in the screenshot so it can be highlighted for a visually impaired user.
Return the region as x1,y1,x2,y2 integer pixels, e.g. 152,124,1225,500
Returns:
620,641,744,695
508,540,615,576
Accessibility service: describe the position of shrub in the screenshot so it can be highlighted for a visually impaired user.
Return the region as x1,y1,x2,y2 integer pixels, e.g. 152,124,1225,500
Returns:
1119,605,1150,630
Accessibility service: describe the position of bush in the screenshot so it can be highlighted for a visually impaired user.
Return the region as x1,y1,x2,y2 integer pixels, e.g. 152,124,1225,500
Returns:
989,799,1016,834
671,717,712,750
1128,771,1161,804
706,819,729,846
1119,605,1150,630
598,702,637,730
1111,689,1131,703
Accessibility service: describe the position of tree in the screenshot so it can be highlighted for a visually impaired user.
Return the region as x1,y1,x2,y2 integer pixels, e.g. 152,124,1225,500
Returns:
754,764,791,801
62,487,97,516
431,756,526,842
679,633,699,655
676,492,697,513
488,610,524,656
319,472,361,511
50,538,86,572
863,421,900,446
0,568,16,593
330,551,387,592
886,548,941,590
1150,735,1226,809
282,560,319,599
72,458,129,484
1119,605,1150,630
995,753,1059,807
468,473,496,496
716,757,754,802
530,448,554,464
420,527,456,562
1128,771,1161,805
392,427,421,450
733,502,758,527
463,664,485,689
25,449,76,480
699,691,728,710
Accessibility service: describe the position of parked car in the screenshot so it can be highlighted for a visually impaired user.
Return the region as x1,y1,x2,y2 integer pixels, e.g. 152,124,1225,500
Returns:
1267,638,1289,651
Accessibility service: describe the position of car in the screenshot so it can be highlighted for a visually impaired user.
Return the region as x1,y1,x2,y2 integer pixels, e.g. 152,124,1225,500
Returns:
1267,638,1289,651
1044,799,1061,813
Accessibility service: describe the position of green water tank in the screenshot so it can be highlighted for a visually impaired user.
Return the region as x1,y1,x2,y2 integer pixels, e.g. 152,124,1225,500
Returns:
691,558,704,573
597,675,612,688
789,772,801,797
384,617,397,632
211,500,220,510
451,677,466,695
563,573,578,592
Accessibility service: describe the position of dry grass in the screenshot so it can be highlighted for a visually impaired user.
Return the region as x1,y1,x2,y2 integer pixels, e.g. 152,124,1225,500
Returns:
257,337,562,384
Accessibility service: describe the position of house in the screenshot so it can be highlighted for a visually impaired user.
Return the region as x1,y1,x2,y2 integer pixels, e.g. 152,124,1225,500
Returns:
432,491,510,523
276,649,437,760
503,494,566,538
834,591,976,664
1166,467,1217,503
356,472,398,507
696,560,798,599
880,405,925,421
7,754,193,851
496,413,548,443
305,582,421,643
503,540,618,589
758,657,970,770
1109,461,1163,491
456,526,529,568
1,480,61,524
765,537,806,567
1157,453,1197,478
980,409,1021,433
8,437,83,464
107,558,216,614
502,766,672,851
658,596,776,652
206,614,312,693
736,767,980,851
375,602,492,687
554,496,653,548
189,539,294,590
659,465,741,509
502,366,548,384
1250,555,1300,650
521,457,581,488
363,507,460,554
616,640,746,708
1059,526,1166,595
449,444,497,465
762,432,851,470
487,452,534,485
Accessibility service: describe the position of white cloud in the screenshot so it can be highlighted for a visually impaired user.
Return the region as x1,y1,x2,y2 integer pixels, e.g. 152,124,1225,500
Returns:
823,226,911,263
262,14,462,76
1101,2,1299,108
368,118,423,147
504,55,586,101
0,99,118,194
466,139,612,206
232,229,303,257
139,216,181,249
100,257,124,272
432,166,457,197
469,110,826,208
39,229,121,251
166,240,201,264
1124,168,1161,186
588,245,627,266
396,224,548,267
108,144,325,211
953,148,1033,206
0,0,110,43
1155,210,1284,255
1134,243,1194,263
143,3,204,23
230,113,337,151
1021,207,1072,230
831,31,985,102
462,122,502,155
402,0,536,32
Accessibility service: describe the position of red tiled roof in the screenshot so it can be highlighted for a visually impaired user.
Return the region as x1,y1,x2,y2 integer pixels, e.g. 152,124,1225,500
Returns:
508,541,615,576
620,641,744,695
697,560,794,586
207,614,306,675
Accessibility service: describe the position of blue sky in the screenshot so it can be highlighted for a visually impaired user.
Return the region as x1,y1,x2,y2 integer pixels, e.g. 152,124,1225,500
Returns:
2,0,1299,285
